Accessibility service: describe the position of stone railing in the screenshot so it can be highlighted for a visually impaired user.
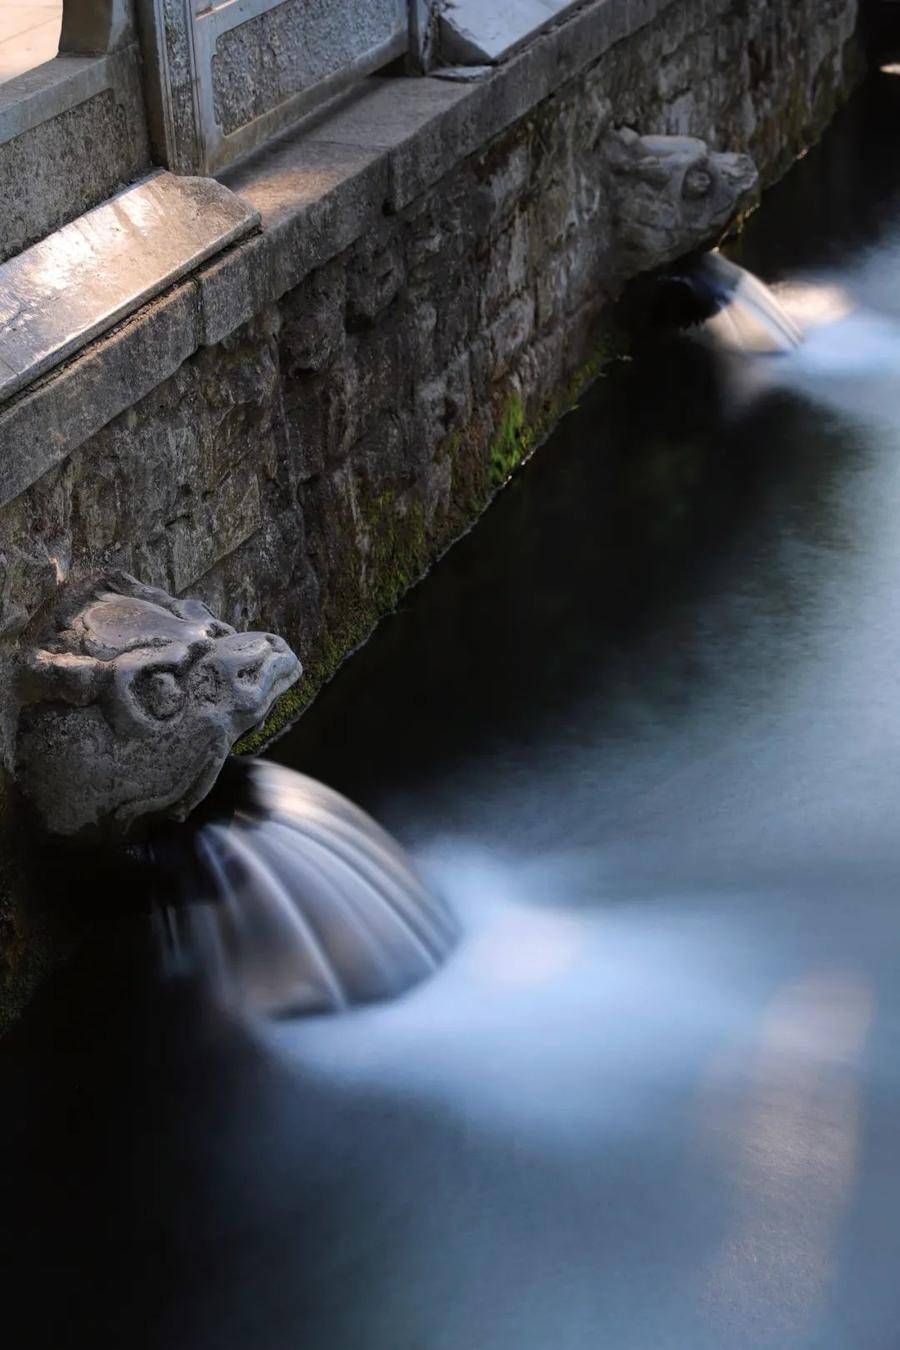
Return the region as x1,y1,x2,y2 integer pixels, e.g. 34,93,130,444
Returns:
136,0,412,175
0,0,429,257
0,0,685,258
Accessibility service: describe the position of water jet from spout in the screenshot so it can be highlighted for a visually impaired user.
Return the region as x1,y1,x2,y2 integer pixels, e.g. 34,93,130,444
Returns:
152,759,458,1019
666,253,803,354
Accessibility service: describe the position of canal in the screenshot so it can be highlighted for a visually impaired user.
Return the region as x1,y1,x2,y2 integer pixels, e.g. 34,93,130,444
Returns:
4,64,900,1350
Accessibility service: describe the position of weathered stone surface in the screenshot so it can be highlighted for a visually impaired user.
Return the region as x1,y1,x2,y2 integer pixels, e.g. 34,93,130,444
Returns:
439,0,588,65
197,233,272,350
278,75,474,213
202,0,859,707
223,137,391,300
0,172,259,403
60,0,135,55
0,47,151,263
0,0,860,690
14,571,301,839
0,281,201,512
0,0,859,487
605,130,759,277
211,0,407,137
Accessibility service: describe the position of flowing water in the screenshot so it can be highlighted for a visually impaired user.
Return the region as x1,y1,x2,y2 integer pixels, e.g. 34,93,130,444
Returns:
5,69,900,1350
153,759,457,1017
666,251,804,353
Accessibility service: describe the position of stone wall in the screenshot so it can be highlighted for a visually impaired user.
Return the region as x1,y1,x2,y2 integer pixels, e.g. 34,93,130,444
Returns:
0,0,861,1024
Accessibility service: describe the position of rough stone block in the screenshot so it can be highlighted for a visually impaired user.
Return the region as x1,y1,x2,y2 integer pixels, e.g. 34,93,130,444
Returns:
197,235,273,349
281,261,348,375
167,466,262,594
283,356,361,480
489,294,536,380
0,283,200,508
347,228,407,324
482,212,530,321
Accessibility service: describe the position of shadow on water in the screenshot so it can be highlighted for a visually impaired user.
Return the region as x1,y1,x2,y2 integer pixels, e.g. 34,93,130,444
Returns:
7,69,900,1350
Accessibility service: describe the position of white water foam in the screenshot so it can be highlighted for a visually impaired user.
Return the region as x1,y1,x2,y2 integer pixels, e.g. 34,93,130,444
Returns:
695,254,900,424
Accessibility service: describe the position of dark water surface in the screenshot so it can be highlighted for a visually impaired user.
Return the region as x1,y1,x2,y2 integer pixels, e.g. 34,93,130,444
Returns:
6,72,900,1350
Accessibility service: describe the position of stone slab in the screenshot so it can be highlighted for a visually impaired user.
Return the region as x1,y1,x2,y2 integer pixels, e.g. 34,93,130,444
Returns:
291,76,473,163
0,50,125,147
224,137,391,302
440,0,586,64
0,171,258,403
293,77,473,212
196,233,273,350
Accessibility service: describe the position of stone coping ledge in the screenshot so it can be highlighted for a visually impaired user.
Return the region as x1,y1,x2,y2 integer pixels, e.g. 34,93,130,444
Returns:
0,0,676,500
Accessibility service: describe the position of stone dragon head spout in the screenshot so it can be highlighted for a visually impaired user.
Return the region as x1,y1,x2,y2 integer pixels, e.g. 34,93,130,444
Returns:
605,129,759,278
13,571,301,839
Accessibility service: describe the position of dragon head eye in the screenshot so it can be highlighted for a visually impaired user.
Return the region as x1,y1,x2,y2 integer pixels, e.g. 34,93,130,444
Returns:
133,669,186,721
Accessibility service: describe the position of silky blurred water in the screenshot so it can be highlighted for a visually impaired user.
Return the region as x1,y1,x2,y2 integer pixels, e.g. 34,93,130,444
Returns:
5,69,900,1350
153,759,457,1018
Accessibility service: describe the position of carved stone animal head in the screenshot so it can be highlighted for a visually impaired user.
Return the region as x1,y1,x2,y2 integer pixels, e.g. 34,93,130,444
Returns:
605,130,759,279
14,572,301,839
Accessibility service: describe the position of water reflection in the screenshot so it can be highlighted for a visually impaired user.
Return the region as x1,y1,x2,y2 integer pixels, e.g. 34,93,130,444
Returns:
697,972,873,1345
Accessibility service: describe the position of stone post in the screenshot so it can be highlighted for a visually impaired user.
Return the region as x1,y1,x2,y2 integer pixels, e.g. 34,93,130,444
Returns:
408,0,439,73
59,0,136,55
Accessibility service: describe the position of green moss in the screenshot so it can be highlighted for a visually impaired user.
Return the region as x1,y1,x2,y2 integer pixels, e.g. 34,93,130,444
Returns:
232,680,312,756
366,490,429,612
490,397,533,487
